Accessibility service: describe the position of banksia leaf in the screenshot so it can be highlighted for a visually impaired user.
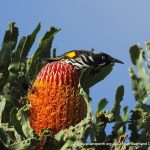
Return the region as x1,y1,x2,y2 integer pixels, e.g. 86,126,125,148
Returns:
0,95,7,123
0,23,18,90
8,138,40,150
112,85,124,117
0,128,13,145
129,68,147,103
86,64,113,88
111,85,125,138
0,22,18,67
12,23,41,63
16,105,34,138
10,107,25,138
122,106,128,122
129,44,150,103
28,62,87,134
145,42,150,60
129,45,144,67
33,27,60,58
96,98,108,113
110,134,128,150
26,27,60,81
79,67,92,94
129,43,150,148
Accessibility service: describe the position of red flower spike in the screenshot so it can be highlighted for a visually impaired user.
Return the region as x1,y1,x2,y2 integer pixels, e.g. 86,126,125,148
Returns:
28,62,87,134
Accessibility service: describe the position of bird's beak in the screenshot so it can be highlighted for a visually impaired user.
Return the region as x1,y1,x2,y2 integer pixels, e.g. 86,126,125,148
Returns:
111,57,124,64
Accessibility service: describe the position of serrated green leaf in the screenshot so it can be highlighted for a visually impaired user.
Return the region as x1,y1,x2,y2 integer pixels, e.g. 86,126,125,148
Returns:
141,104,150,113
0,22,18,67
0,140,9,150
61,139,75,150
122,106,128,122
0,94,13,123
129,67,150,103
2,22,18,50
129,43,150,103
115,85,124,103
0,65,9,90
0,95,6,123
129,45,144,67
25,57,40,82
10,107,25,138
0,128,13,145
128,110,141,142
17,104,34,138
79,67,92,89
96,98,108,113
8,138,40,150
86,64,113,88
145,42,150,60
12,23,41,64
78,64,113,95
112,85,124,116
34,26,60,58
26,27,60,82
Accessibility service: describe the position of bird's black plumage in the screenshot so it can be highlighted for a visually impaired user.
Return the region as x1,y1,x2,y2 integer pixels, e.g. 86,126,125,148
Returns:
42,50,124,72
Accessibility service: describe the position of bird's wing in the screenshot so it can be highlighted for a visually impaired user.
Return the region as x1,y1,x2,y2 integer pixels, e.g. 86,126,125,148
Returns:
41,57,63,62
39,57,63,66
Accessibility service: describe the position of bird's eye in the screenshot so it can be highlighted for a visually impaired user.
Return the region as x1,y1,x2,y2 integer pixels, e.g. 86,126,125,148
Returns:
102,55,105,60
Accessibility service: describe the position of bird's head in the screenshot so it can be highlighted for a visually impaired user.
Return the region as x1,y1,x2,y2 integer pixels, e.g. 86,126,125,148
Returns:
96,52,124,67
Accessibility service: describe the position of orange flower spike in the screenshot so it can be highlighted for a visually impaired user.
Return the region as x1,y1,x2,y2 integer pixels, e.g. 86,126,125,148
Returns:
28,62,87,135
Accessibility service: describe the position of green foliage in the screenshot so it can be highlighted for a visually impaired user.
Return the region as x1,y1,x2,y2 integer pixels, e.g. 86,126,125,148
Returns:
0,23,60,149
86,64,114,88
79,64,113,94
0,23,117,150
96,98,108,112
1,23,150,150
89,85,127,150
128,43,150,149
129,45,150,104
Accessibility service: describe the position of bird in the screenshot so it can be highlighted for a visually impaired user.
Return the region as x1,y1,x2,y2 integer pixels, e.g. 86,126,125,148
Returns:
42,50,124,74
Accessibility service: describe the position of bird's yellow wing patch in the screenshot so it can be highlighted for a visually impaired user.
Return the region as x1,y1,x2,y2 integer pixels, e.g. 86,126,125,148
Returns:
65,51,76,58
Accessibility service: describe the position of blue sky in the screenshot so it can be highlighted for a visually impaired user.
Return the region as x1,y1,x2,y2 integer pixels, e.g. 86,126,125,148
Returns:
1,0,150,123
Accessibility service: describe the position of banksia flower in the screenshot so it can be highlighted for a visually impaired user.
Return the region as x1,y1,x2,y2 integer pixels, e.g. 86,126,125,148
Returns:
28,62,87,135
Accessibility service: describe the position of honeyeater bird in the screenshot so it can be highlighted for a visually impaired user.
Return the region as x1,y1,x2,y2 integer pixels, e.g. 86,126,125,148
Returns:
42,50,124,74
28,50,124,135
